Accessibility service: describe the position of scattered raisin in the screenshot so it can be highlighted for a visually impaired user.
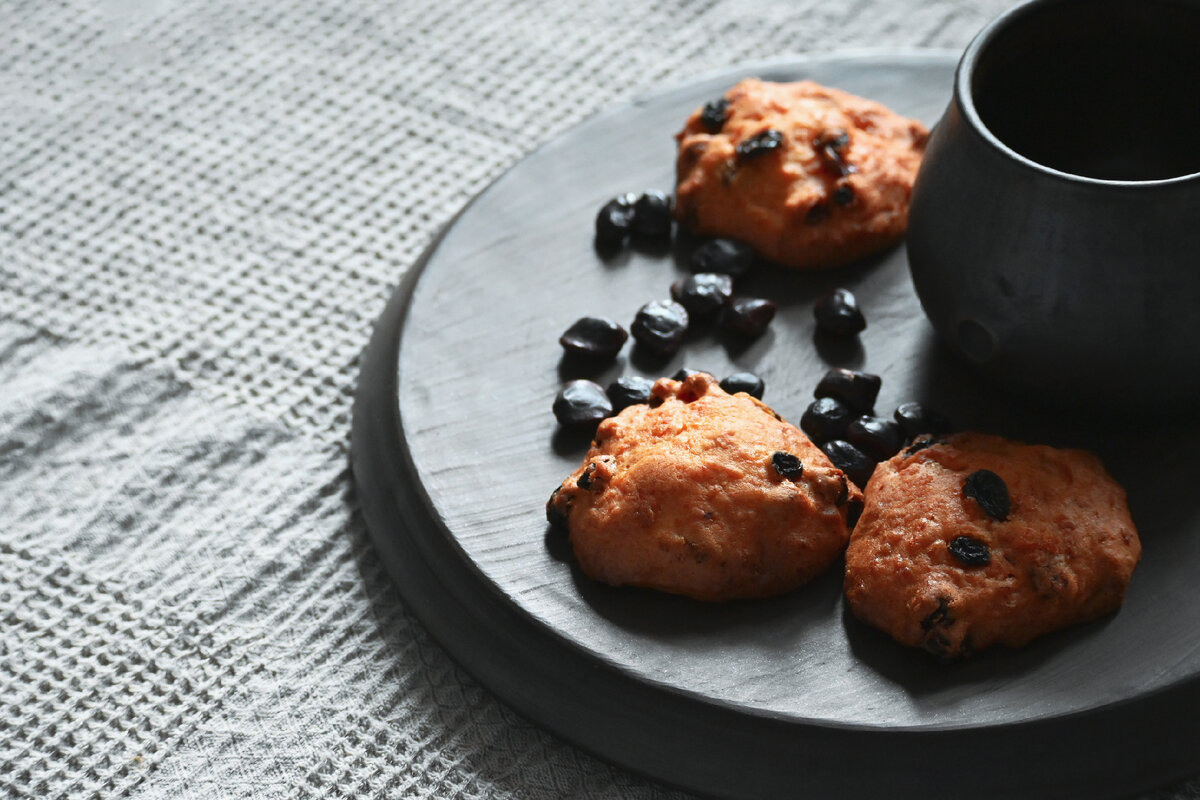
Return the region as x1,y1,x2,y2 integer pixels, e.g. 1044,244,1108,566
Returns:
671,272,733,318
718,297,776,338
546,484,570,528
800,396,855,443
631,300,689,356
812,288,866,336
846,415,904,460
949,535,991,566
815,129,857,177
690,238,755,277
699,97,730,133
552,380,613,428
894,402,952,440
832,183,855,207
719,371,764,399
559,316,628,359
736,129,784,161
963,470,1010,521
821,439,877,489
606,376,653,412
771,451,804,480
631,191,673,239
921,596,954,631
814,368,881,414
903,435,946,456
672,367,705,381
577,465,595,490
594,193,638,247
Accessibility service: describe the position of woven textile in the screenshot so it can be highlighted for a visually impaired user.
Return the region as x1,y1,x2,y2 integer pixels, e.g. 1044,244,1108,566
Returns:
1,0,1195,797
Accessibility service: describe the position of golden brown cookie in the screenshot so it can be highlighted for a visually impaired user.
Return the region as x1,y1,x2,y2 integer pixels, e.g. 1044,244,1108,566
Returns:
547,372,862,601
843,432,1141,658
674,78,928,270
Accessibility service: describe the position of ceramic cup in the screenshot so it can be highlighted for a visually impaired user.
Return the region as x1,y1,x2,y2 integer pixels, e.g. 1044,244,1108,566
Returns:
907,0,1200,410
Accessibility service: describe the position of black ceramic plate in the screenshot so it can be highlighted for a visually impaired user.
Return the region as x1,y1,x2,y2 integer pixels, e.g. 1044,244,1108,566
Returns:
352,53,1200,799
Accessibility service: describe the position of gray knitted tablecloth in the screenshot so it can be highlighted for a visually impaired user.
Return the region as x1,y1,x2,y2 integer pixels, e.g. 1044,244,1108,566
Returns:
2,1,1196,797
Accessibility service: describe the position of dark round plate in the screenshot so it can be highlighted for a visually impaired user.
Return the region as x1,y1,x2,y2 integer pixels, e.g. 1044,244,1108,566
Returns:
351,52,1200,799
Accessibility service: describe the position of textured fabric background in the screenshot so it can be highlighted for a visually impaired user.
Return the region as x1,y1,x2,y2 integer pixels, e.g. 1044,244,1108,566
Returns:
1,1,1196,797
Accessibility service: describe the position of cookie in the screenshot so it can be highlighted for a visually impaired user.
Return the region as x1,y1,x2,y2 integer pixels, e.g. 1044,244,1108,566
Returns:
843,433,1141,658
547,372,862,601
674,79,928,270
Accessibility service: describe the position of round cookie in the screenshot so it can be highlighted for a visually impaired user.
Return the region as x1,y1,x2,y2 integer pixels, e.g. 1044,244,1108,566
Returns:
674,78,928,270
547,372,863,602
843,432,1141,658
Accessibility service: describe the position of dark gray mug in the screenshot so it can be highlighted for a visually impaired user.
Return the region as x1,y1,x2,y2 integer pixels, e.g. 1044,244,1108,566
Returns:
907,0,1200,410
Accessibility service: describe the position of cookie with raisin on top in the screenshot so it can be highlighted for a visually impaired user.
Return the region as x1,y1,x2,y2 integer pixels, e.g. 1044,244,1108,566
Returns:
675,79,928,270
843,432,1141,659
547,372,861,602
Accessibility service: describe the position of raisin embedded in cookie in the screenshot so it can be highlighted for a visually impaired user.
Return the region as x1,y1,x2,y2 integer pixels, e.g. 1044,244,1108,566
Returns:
547,372,862,602
674,79,928,270
843,432,1141,658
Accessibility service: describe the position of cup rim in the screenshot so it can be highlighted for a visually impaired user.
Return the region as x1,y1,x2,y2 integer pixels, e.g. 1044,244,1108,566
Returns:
956,0,1200,188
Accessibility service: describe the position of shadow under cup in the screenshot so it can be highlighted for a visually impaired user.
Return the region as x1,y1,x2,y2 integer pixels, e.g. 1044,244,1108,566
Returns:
907,0,1200,410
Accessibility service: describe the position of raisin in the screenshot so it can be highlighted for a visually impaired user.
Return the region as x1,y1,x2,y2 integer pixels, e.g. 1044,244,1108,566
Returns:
894,402,952,440
812,288,866,336
846,415,905,460
631,191,673,239
671,367,705,381
718,297,776,338
552,380,613,428
736,129,784,161
631,300,689,356
546,484,570,528
699,97,730,133
800,396,855,443
815,129,857,177
594,193,637,247
606,376,653,412
832,183,855,207
670,272,733,318
903,435,946,456
963,469,1010,521
949,536,991,567
719,371,764,399
921,596,954,631
771,451,804,480
814,368,881,414
690,237,755,278
559,316,628,360
821,439,877,489
577,465,594,490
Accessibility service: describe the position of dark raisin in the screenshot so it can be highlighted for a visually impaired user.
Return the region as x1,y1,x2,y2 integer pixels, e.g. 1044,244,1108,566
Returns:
894,402,952,440
812,288,866,336
546,484,570,528
594,193,637,247
718,297,776,338
821,439,877,489
814,368,881,414
903,435,946,456
606,376,653,412
845,415,905,460
771,451,804,480
815,129,857,177
690,237,755,278
631,191,673,239
577,465,594,490
670,272,733,318
672,367,706,381
921,596,954,631
559,316,628,360
699,97,730,133
736,128,784,161
552,380,613,428
805,203,830,225
832,183,856,207
963,469,1010,521
719,371,764,399
948,535,991,567
800,396,855,443
631,300,689,356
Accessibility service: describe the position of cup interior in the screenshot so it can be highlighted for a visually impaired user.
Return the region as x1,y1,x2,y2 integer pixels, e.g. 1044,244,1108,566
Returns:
970,0,1200,181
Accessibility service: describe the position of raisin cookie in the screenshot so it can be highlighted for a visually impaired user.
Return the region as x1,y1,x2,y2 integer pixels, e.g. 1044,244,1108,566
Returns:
674,79,928,270
844,433,1141,658
548,372,862,601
